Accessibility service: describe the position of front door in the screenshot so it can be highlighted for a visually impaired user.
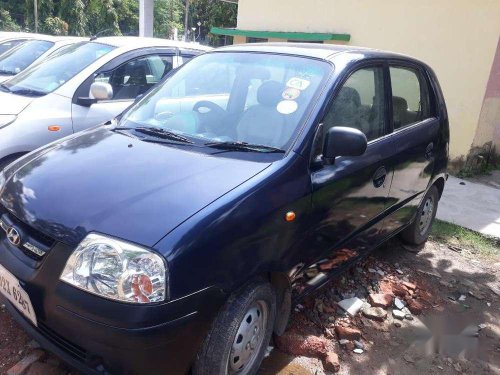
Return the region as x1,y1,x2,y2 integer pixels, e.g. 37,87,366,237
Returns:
305,65,392,287
71,54,175,133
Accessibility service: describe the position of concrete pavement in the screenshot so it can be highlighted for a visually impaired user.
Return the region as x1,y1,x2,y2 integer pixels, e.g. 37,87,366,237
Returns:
437,175,500,238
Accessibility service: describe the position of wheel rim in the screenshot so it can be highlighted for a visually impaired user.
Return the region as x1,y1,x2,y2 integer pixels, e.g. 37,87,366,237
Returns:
419,196,435,235
228,300,268,375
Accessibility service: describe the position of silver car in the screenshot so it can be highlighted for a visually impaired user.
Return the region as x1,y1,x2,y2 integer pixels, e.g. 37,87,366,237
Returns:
0,34,84,82
0,37,211,169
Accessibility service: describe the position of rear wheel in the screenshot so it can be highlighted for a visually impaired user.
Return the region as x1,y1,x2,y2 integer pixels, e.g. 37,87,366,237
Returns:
400,185,439,245
193,281,276,375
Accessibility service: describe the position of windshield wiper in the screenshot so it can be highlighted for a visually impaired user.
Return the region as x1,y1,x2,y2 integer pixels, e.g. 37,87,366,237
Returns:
0,70,15,76
11,88,46,97
205,141,285,153
114,126,193,144
0,83,10,92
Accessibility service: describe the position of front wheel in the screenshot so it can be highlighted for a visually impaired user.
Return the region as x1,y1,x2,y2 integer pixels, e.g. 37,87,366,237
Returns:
193,281,276,375
400,185,439,245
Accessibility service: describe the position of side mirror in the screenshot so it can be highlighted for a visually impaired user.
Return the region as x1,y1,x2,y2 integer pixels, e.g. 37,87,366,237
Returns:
323,126,367,164
90,82,113,101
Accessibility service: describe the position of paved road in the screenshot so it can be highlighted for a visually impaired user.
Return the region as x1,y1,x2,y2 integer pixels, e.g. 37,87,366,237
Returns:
437,175,500,238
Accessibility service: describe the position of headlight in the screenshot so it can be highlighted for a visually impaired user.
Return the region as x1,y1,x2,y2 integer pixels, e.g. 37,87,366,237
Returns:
60,233,168,304
0,115,16,129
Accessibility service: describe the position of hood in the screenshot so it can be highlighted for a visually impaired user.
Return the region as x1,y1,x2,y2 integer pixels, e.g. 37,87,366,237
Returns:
0,90,35,115
1,128,271,247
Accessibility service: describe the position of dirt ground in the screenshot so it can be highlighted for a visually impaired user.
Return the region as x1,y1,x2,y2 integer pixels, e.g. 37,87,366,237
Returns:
259,238,500,375
1,238,499,375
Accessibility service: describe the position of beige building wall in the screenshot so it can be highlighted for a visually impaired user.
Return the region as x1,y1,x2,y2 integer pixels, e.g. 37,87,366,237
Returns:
236,0,500,159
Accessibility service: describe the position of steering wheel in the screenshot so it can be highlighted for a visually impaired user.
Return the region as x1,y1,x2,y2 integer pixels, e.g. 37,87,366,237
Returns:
193,101,227,133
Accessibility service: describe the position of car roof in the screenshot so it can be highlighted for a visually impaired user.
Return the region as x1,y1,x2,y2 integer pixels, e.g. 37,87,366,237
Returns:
92,36,212,52
216,42,419,63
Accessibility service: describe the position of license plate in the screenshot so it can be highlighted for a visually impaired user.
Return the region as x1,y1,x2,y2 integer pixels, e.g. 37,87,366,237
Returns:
0,264,37,326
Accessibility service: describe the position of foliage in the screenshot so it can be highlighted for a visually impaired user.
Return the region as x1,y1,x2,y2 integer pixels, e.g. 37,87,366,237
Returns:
0,9,21,31
40,16,68,35
0,0,238,44
155,0,184,38
59,0,87,36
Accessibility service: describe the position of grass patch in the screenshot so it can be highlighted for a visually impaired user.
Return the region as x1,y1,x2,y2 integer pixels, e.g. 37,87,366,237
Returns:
430,219,500,258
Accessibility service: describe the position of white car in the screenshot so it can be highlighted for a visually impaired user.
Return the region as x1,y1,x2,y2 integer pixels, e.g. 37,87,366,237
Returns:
0,37,211,168
0,34,84,82
0,32,42,56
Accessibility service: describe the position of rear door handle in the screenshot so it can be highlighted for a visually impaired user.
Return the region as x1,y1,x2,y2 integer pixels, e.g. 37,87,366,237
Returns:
373,166,387,188
425,142,434,160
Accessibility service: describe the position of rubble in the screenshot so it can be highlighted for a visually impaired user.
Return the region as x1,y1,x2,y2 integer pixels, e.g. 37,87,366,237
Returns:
362,307,387,321
275,332,329,358
323,352,340,373
353,348,364,354
368,293,393,308
393,309,405,320
7,350,45,375
337,297,364,316
335,326,361,340
394,297,405,310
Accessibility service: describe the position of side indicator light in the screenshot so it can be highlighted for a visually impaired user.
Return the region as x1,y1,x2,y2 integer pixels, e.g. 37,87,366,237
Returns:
48,126,61,132
285,211,296,222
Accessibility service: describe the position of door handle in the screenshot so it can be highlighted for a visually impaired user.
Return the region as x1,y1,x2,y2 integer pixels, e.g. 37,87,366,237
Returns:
373,166,387,188
425,142,434,160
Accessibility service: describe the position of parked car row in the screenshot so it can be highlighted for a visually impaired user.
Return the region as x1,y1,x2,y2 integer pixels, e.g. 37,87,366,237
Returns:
0,40,449,375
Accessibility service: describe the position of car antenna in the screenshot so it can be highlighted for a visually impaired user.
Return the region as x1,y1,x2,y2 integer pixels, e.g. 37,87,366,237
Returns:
90,29,112,41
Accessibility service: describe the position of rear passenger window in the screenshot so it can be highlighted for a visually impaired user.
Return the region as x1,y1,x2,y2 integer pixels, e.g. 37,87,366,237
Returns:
323,66,386,141
390,67,430,129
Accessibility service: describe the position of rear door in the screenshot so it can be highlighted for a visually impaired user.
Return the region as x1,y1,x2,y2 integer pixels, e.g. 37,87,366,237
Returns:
382,63,439,233
306,63,393,286
71,49,176,133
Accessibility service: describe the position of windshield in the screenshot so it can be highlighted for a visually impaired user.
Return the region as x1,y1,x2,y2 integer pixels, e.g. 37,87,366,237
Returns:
0,39,26,55
3,42,115,96
120,52,330,151
0,40,53,76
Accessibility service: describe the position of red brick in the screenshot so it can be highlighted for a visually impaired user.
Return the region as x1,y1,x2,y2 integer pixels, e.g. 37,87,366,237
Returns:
407,299,424,315
369,293,393,308
7,350,45,375
26,362,66,375
335,326,361,340
275,332,329,358
403,281,417,290
323,352,340,373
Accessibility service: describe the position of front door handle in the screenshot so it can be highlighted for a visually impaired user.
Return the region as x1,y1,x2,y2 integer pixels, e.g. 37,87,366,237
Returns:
373,166,387,188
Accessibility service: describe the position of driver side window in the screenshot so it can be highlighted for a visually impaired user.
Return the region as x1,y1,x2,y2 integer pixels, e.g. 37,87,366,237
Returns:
323,66,386,142
93,55,173,101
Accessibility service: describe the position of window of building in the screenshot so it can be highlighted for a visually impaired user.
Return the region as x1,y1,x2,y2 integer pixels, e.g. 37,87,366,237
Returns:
246,37,268,43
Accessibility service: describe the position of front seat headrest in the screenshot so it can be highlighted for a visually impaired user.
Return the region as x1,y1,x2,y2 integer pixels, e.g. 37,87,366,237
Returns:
257,81,284,107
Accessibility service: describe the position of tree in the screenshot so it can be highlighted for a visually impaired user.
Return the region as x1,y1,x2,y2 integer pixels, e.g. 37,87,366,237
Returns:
155,0,184,39
87,0,121,36
59,0,87,36
115,0,139,36
0,9,21,31
188,0,237,42
41,16,68,35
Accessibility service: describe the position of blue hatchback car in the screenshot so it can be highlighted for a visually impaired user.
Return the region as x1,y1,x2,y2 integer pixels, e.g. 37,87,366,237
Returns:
0,43,448,375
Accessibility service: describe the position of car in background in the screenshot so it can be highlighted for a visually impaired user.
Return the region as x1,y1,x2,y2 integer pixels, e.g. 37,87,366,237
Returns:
0,43,448,374
0,34,84,82
0,37,211,169
0,32,40,56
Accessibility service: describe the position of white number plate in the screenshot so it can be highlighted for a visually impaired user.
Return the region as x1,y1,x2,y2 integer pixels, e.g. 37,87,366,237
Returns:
0,264,37,326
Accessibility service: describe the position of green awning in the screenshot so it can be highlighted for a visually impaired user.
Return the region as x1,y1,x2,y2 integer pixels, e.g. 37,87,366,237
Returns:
210,27,350,42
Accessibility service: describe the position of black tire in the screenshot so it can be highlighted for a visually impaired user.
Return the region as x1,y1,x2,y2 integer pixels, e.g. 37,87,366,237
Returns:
400,185,439,245
193,281,276,375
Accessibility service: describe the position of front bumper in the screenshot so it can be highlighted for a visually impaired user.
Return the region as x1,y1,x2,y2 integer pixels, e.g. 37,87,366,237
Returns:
0,228,226,374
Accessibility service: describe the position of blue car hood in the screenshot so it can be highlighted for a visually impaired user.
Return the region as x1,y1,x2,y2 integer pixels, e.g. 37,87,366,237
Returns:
1,128,270,247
